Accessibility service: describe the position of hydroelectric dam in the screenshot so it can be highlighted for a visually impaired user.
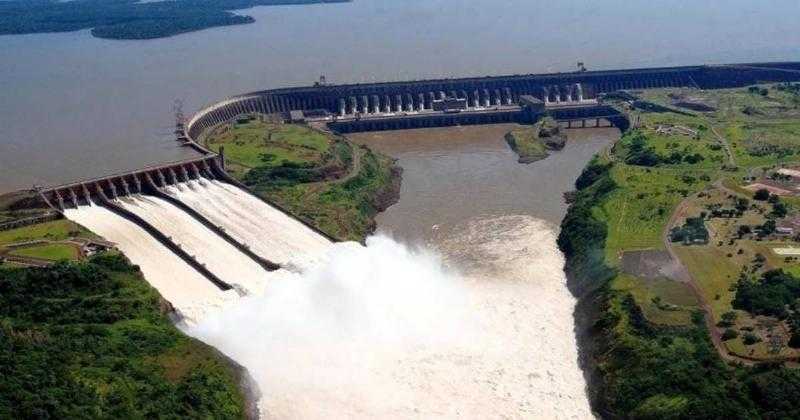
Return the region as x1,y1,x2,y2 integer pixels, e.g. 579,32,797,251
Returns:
33,61,800,320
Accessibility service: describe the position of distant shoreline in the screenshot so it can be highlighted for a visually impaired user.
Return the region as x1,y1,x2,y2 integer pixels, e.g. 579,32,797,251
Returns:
0,0,350,40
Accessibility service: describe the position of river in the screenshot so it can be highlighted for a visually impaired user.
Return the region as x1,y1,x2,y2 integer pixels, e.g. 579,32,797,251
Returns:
1,0,799,193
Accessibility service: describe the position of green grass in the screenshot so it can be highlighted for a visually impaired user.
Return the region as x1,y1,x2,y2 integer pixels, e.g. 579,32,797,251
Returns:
613,274,698,325
600,164,710,264
206,120,330,169
641,85,800,169
9,243,80,261
505,127,548,162
256,149,398,241
0,219,92,246
207,121,399,241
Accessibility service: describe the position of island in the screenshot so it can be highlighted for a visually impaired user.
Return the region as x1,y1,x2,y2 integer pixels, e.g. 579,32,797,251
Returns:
0,0,349,40
505,116,567,163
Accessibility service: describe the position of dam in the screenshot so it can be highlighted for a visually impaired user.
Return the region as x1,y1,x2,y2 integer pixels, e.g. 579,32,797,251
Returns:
185,61,800,139
46,155,333,321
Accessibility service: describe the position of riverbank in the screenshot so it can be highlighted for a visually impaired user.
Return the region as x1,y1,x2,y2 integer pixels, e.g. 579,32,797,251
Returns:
203,119,402,241
559,84,800,418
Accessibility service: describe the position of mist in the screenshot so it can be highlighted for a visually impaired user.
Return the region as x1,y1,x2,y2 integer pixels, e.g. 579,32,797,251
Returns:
187,216,594,419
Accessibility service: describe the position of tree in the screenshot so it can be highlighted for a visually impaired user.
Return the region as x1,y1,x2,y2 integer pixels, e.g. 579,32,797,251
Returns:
720,311,738,327
754,188,771,201
743,333,762,345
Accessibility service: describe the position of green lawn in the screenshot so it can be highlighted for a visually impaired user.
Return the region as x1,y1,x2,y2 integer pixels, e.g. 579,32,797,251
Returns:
9,243,80,261
206,120,330,169
0,219,93,246
613,274,698,325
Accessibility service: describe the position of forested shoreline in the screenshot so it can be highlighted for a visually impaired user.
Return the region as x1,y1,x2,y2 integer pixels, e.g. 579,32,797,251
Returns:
0,253,248,418
0,0,349,40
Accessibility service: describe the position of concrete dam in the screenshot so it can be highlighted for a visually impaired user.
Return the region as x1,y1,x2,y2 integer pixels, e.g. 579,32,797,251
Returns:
186,61,800,138
47,156,333,321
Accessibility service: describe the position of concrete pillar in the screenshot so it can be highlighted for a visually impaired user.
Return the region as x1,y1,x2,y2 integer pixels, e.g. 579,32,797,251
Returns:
350,97,357,115
157,170,167,187
473,90,480,107
54,190,65,209
166,168,177,185
418,93,425,111
372,95,380,114
361,95,369,114
494,89,501,106
405,94,414,111
107,180,118,199
202,161,215,180
339,98,346,116
120,178,131,196
396,95,403,112
181,166,190,182
483,89,491,107
384,95,391,113
133,174,142,192
69,189,79,208
82,184,93,202
576,83,584,101
504,87,513,105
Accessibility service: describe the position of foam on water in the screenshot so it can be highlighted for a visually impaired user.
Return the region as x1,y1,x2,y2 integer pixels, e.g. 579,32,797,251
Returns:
166,180,331,270
189,215,594,419
116,194,297,296
64,203,237,321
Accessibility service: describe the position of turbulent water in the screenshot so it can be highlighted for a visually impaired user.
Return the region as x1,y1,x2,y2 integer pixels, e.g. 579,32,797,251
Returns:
165,179,331,270
189,215,592,419
64,124,612,419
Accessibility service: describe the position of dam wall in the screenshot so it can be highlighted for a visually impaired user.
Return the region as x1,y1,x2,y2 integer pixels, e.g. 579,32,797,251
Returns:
185,61,800,140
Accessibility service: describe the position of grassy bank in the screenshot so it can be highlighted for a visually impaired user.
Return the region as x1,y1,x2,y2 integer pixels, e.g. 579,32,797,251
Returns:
0,253,246,419
560,84,800,418
204,119,401,241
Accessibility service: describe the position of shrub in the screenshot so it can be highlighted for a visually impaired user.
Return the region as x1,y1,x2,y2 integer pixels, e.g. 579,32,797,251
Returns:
743,332,762,345
754,189,771,201
722,329,739,341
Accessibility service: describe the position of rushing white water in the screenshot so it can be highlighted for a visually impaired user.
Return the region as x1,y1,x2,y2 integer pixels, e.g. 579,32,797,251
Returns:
165,179,331,270
63,203,237,321
116,194,295,296
189,215,593,419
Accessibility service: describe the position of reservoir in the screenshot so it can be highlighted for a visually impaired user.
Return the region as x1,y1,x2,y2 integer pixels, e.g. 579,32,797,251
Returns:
1,0,799,193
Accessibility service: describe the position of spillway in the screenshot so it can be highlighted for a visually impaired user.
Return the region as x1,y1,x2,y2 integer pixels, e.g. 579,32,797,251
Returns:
63,203,237,321
165,179,331,270
116,194,292,296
